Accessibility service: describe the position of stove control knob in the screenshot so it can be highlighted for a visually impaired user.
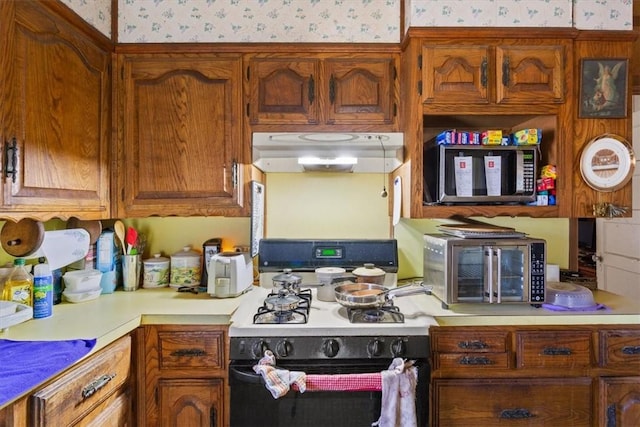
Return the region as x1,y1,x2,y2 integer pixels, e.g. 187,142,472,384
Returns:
322,339,340,358
252,340,270,359
391,338,407,357
276,340,293,358
367,339,383,357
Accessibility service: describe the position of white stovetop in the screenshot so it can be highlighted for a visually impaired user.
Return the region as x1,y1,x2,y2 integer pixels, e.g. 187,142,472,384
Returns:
228,285,438,337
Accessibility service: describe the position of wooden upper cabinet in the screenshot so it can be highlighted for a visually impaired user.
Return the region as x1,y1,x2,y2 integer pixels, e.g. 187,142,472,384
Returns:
116,53,246,218
422,42,564,105
246,53,398,130
0,0,111,221
248,58,320,124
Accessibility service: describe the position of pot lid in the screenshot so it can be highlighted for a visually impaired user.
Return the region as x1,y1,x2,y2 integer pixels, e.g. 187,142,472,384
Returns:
352,263,385,277
272,268,302,284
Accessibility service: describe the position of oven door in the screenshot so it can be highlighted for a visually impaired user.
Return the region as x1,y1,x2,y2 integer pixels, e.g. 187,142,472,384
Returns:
229,359,429,427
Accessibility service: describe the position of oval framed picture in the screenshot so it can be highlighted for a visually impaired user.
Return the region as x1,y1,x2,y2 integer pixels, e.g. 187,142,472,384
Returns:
580,134,635,192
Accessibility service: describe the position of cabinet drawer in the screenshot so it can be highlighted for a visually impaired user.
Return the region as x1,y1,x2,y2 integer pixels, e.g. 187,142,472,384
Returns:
433,378,592,427
158,330,224,370
516,330,592,369
31,336,131,426
600,329,640,367
431,331,508,353
436,352,510,370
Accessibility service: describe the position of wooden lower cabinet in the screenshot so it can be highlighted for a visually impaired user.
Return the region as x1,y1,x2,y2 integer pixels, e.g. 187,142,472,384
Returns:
433,377,592,426
139,325,228,427
430,325,640,427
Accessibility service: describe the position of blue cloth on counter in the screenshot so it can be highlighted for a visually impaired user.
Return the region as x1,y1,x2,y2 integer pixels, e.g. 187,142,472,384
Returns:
0,338,96,406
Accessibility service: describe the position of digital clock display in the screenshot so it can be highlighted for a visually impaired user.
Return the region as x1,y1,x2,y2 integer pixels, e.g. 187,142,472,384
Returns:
315,247,343,258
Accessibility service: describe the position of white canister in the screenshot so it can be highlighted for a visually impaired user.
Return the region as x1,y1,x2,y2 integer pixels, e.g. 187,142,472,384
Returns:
142,254,170,288
170,246,201,287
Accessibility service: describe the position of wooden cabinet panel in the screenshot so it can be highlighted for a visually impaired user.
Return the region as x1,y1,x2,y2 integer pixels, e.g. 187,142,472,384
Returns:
158,329,225,371
246,53,398,130
0,0,110,220
76,386,133,427
421,45,489,104
516,330,592,369
158,379,224,427
117,53,246,217
248,58,320,124
141,325,229,427
31,336,131,426
600,329,640,368
599,377,640,427
431,330,508,353
324,57,396,125
432,378,592,427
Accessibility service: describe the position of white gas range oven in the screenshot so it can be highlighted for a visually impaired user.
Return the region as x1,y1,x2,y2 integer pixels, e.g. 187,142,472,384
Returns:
228,239,437,427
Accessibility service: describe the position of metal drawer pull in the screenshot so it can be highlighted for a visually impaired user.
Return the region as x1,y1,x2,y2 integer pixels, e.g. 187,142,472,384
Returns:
459,356,493,365
499,408,534,419
171,348,206,357
457,340,488,350
621,346,640,355
81,373,116,399
542,347,572,356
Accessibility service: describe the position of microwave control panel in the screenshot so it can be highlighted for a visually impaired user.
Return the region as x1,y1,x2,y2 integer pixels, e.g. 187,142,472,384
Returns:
516,151,536,194
530,242,546,302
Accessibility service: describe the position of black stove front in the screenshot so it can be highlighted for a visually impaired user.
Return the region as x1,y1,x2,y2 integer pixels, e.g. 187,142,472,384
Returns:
229,335,429,427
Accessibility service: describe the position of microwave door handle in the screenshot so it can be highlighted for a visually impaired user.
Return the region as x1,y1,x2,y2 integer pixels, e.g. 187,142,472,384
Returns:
495,248,502,303
484,247,493,303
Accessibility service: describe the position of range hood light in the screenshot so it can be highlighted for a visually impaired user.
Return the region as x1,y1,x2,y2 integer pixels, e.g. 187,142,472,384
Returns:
297,157,358,166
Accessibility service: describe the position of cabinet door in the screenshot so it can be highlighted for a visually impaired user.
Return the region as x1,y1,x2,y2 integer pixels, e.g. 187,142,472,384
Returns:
248,58,320,125
158,379,224,427
432,378,592,427
495,45,565,104
118,55,243,217
600,377,640,427
0,1,110,220
324,57,396,125
421,45,490,104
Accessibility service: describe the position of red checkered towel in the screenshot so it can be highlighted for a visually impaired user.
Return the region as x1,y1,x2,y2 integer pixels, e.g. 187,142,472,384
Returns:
292,373,382,392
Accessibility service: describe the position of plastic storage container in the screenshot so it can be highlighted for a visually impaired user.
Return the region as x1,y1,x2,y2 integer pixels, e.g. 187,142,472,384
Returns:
170,246,201,288
2,258,34,306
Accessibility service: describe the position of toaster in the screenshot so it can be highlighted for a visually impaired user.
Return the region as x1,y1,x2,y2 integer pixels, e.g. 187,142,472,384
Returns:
207,252,253,298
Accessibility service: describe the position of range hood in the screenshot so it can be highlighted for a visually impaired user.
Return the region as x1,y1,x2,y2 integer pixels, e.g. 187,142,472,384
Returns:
252,132,404,173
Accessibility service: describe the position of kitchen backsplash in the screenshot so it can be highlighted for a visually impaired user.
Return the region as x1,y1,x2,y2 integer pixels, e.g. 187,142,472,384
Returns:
61,0,632,41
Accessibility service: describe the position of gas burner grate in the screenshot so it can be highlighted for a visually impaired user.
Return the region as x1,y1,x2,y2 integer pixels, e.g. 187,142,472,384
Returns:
347,304,404,323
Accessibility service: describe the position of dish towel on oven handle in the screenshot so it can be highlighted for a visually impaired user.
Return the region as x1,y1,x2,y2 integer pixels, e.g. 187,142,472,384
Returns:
372,358,418,427
252,350,306,398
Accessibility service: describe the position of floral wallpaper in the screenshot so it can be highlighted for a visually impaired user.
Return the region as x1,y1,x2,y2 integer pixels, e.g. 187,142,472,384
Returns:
61,0,633,42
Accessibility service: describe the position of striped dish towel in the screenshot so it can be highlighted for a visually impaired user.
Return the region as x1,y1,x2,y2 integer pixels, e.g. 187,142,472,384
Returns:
294,373,382,392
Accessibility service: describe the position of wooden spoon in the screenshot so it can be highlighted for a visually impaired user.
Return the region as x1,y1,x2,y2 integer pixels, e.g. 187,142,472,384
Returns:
114,220,126,255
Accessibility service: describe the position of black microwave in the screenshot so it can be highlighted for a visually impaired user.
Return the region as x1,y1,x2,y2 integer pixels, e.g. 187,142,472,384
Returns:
423,144,538,204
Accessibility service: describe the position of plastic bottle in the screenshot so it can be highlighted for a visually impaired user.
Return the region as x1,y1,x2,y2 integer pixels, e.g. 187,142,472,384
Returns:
33,260,53,318
2,258,34,306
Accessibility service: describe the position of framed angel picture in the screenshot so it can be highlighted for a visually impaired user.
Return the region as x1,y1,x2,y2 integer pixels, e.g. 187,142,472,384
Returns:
579,58,628,118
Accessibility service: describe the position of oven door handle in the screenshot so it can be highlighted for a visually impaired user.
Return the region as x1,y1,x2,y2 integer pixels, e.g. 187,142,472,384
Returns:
229,366,265,384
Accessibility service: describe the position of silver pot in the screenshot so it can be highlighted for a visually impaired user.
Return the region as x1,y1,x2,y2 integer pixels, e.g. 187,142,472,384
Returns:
314,267,347,302
271,269,302,292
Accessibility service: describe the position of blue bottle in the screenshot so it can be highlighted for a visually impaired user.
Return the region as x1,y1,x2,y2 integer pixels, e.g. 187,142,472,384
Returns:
33,261,53,319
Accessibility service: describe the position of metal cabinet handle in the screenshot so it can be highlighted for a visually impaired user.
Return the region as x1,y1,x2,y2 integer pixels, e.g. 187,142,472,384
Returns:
622,346,640,355
210,405,217,427
4,138,17,183
458,340,488,350
481,57,488,88
607,404,617,427
81,373,116,399
171,348,207,357
499,408,534,419
542,347,572,356
502,56,510,87
329,75,336,104
459,356,493,366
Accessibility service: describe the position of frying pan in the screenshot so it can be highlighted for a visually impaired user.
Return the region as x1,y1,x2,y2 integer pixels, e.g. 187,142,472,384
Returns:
334,282,430,309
